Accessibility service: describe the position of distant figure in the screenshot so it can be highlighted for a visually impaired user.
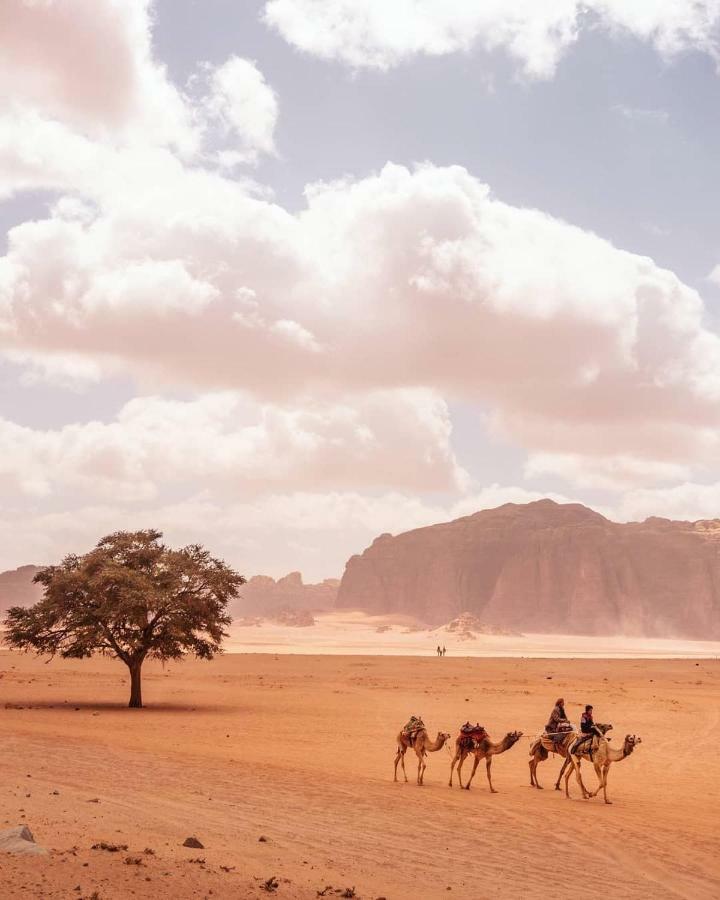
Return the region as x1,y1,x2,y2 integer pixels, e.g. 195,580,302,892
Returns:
442,645,447,656
436,645,441,657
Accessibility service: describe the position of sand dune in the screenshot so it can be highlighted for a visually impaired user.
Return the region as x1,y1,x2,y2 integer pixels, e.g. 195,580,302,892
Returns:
0,650,718,898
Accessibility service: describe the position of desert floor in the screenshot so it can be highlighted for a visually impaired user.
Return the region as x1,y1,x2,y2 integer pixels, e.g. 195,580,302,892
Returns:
0,651,718,899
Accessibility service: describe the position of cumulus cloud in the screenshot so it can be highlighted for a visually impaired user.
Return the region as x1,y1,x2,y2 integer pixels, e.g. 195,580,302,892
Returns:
2,161,719,493
0,389,466,503
0,0,194,151
199,56,279,164
263,0,720,77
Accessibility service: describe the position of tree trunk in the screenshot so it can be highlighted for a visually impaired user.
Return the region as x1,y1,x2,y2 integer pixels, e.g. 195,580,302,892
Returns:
128,660,143,709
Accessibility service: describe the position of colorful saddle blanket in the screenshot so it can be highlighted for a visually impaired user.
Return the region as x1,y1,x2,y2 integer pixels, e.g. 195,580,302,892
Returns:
458,724,487,749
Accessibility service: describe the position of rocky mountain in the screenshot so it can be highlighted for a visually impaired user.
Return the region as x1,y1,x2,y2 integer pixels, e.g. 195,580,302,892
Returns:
336,500,720,638
231,572,339,618
0,565,44,614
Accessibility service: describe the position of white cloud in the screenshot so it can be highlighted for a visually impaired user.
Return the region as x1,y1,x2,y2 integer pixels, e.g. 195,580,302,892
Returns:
0,0,194,152
0,389,466,503
263,0,720,76
2,161,719,493
200,56,279,164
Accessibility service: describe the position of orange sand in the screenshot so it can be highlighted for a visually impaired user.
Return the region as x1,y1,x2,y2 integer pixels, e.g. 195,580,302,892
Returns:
0,651,718,898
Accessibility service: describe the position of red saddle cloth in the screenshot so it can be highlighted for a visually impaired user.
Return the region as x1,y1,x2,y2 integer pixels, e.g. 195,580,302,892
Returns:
458,727,487,748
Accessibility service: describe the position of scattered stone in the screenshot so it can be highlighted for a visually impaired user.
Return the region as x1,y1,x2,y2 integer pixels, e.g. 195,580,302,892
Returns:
182,836,204,849
91,841,128,853
188,857,206,865
124,856,144,866
0,825,48,856
87,798,100,804
143,847,156,856
258,835,268,842
261,876,280,892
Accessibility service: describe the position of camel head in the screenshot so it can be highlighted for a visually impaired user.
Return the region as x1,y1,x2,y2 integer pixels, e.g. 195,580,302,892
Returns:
597,723,613,735
505,730,523,747
623,734,641,754
438,731,452,743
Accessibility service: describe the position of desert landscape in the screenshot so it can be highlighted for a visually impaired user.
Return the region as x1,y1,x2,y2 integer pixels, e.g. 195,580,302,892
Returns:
1,651,718,899
6,1,720,898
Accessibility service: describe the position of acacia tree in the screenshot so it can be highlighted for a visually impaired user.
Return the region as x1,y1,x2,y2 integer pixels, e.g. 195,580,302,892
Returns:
2,530,245,708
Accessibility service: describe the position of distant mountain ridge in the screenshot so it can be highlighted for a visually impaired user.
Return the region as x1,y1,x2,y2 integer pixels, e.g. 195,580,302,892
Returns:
336,500,720,638
0,565,44,613
0,566,339,621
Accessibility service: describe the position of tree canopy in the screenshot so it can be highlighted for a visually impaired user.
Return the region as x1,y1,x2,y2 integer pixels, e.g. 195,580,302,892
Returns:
2,530,245,707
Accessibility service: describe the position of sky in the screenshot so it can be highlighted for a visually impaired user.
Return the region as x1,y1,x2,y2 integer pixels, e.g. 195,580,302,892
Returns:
2,0,720,580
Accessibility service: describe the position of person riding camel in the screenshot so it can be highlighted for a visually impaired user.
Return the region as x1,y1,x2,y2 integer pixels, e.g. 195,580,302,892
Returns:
575,704,603,757
545,697,570,746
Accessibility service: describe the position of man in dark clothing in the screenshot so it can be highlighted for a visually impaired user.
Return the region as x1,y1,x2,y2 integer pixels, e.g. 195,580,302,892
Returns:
576,704,603,757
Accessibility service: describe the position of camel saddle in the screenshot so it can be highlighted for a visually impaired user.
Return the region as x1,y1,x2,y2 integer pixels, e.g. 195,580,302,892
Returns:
458,724,487,750
402,716,425,744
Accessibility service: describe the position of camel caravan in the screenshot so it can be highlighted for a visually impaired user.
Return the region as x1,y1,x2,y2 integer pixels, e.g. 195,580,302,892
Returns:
395,698,641,805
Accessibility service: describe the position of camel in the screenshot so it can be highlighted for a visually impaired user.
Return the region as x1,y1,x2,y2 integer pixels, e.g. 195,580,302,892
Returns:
448,731,523,791
528,723,612,790
564,733,641,804
394,727,451,785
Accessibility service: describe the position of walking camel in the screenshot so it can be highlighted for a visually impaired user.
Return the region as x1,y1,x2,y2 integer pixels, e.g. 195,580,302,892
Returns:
564,733,641,803
394,726,451,785
449,731,524,791
528,723,612,790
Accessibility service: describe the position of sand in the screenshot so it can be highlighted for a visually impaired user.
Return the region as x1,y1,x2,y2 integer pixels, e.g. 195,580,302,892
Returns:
0,649,718,899
226,610,720,658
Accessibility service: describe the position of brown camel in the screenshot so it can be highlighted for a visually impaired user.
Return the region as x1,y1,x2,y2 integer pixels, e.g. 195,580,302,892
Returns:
448,731,523,791
394,728,451,785
528,723,612,790
564,733,641,803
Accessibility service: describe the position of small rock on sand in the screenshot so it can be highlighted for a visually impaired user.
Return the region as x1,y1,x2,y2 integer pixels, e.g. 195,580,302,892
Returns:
182,836,204,849
0,825,48,856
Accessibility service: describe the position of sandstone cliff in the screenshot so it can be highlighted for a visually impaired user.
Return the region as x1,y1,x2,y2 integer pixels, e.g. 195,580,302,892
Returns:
231,572,339,618
336,500,720,638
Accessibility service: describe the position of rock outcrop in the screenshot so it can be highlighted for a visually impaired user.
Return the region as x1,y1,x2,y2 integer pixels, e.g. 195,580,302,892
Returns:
0,565,43,614
230,572,339,618
0,825,48,856
336,500,720,638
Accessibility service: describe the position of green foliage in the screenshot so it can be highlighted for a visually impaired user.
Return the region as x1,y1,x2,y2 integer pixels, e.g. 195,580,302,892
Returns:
2,529,244,669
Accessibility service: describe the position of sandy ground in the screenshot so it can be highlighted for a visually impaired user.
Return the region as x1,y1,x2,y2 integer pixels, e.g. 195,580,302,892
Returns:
226,611,720,658
0,650,718,899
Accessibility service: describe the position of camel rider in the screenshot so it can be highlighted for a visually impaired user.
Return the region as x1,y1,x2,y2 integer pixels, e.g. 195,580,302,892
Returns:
580,705,602,739
576,704,603,756
546,697,569,746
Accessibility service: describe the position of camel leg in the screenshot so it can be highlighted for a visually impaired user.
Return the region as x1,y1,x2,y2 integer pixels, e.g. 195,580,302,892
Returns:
456,751,468,789
529,756,537,788
464,754,481,790
572,758,592,799
486,757,497,793
449,751,460,787
394,746,403,782
555,756,569,791
416,749,426,785
396,746,408,783
601,764,611,804
564,758,575,798
588,760,603,797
